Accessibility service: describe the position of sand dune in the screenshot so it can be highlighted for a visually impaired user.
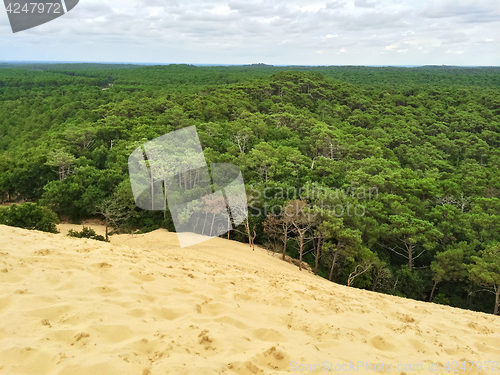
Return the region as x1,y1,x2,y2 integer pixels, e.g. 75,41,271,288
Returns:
0,224,499,374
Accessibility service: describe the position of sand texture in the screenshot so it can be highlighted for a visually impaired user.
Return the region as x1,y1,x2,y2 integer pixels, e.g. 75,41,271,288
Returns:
0,224,499,374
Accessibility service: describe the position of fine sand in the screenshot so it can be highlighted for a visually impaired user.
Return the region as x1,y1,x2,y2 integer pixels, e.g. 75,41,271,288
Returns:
1,224,499,374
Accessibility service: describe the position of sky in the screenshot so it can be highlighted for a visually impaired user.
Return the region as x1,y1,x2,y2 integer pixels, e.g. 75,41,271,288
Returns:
1,0,499,66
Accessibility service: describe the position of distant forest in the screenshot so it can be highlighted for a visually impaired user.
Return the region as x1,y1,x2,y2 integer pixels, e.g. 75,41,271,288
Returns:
1,63,499,315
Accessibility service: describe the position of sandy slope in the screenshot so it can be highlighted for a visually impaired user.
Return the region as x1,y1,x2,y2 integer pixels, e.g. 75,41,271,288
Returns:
0,225,499,375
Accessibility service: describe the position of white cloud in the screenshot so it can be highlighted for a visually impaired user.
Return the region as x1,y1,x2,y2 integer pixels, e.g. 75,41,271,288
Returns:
354,0,380,8
0,0,499,65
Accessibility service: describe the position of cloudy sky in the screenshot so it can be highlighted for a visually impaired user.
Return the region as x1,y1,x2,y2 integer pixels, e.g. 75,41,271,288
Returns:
1,0,499,65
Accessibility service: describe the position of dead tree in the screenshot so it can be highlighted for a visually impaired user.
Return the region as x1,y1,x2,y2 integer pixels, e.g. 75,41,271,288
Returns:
94,198,131,241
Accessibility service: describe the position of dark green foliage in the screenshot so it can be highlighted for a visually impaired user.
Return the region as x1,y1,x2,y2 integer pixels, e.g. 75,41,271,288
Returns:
67,226,106,242
0,202,59,233
432,294,450,306
469,244,500,315
393,265,431,300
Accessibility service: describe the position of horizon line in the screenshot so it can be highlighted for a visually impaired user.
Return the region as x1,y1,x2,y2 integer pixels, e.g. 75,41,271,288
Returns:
1,61,499,68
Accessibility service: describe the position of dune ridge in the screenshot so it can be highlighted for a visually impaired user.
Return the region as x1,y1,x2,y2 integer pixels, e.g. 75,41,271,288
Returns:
0,224,499,374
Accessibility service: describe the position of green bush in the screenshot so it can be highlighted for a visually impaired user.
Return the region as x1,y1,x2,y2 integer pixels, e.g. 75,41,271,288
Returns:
67,226,106,242
0,202,59,233
433,294,450,306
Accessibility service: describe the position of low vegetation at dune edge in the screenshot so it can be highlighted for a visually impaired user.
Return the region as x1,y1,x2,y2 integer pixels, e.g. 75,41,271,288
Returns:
67,226,106,242
0,64,500,315
0,202,59,233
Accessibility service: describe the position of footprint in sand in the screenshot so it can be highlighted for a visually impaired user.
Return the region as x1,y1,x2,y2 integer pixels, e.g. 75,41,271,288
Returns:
392,312,417,324
253,346,290,371
173,287,192,294
130,271,155,282
0,296,12,312
71,331,90,346
150,307,185,321
33,249,53,256
90,286,118,294
370,335,397,351
253,328,287,342
127,308,146,318
214,315,249,330
88,324,134,344
27,304,74,321
228,360,261,374
408,338,430,353
0,270,23,282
